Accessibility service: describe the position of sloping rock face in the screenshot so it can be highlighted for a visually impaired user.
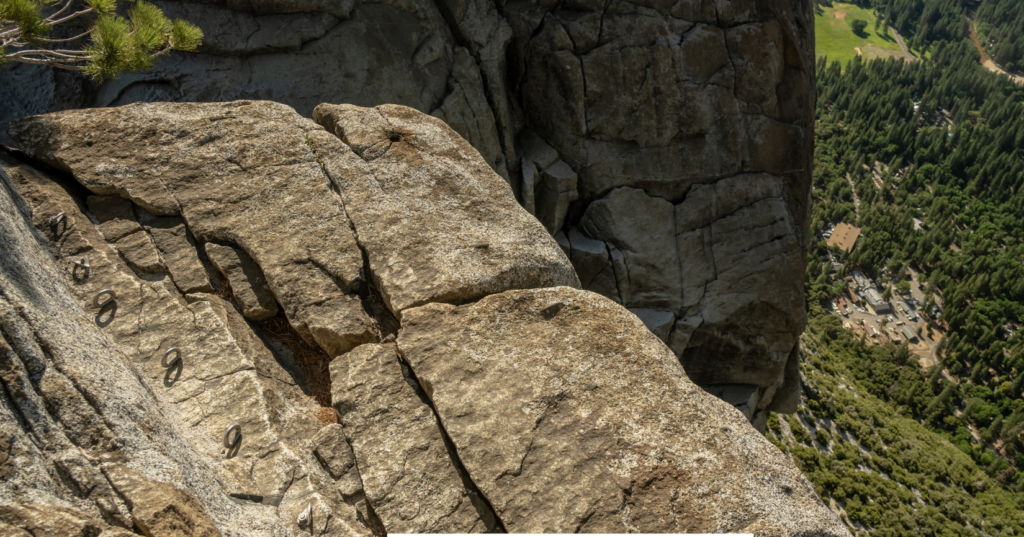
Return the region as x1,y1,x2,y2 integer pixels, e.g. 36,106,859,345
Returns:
311,102,579,315
396,287,840,533
0,0,815,420
0,102,845,535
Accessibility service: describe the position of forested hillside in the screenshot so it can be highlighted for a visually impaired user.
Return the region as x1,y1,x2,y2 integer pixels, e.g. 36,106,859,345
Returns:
975,0,1024,73
798,1,1024,533
770,311,1024,534
872,0,968,51
810,48,1024,480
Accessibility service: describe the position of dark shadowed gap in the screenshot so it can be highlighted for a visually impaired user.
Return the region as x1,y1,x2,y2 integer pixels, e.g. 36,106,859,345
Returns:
257,309,337,425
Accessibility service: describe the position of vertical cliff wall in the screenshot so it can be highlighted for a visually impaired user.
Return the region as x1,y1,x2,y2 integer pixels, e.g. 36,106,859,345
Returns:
0,0,816,423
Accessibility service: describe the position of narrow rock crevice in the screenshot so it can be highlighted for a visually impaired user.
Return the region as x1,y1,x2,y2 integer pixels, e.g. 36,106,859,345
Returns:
0,327,44,444
257,309,336,423
358,253,400,342
363,499,386,536
427,0,471,52
311,429,388,536
303,133,401,336
393,346,506,533
296,17,345,53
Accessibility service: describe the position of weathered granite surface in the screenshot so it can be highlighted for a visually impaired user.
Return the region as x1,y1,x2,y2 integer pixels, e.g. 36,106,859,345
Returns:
311,103,579,317
397,286,846,534
330,343,496,533
0,0,815,418
8,101,375,359
0,152,314,536
1,100,838,535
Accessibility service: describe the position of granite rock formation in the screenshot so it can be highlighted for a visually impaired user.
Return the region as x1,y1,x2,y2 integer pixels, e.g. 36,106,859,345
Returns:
0,0,815,422
0,101,844,535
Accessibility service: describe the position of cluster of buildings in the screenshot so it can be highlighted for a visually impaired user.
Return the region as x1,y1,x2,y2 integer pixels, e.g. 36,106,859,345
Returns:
864,287,891,314
851,270,892,315
897,299,918,322
823,222,923,344
848,270,920,343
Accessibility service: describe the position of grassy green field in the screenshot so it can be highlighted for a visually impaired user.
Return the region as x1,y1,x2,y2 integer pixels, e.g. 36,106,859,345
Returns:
815,2,907,67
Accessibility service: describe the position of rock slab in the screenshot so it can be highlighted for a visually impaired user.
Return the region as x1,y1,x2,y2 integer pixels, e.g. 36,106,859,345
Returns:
8,101,375,358
397,286,847,534
311,103,579,317
204,242,278,321
330,343,495,533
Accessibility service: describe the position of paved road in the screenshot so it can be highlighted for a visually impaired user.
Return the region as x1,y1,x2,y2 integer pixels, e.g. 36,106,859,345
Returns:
968,18,1024,85
890,28,916,63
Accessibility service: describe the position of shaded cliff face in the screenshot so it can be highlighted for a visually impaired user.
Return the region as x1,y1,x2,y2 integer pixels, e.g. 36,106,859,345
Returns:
0,0,815,423
0,101,843,535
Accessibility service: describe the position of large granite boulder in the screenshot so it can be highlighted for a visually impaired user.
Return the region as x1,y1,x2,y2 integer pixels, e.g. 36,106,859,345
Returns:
311,102,579,316
0,0,815,418
8,101,374,358
1,101,841,535
396,286,842,534
0,153,320,536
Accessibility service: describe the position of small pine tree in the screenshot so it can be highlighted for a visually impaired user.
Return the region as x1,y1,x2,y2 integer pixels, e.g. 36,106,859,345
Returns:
1,0,202,80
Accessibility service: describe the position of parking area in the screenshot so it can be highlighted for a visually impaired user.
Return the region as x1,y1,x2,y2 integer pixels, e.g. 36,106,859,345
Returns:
830,270,944,368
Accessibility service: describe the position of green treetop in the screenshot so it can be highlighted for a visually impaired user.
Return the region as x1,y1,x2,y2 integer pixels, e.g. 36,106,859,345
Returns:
1,0,202,80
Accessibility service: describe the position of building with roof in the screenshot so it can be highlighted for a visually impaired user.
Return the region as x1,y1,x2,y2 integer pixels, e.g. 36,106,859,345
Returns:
851,270,873,289
896,299,918,321
901,325,918,341
827,222,861,253
865,288,891,314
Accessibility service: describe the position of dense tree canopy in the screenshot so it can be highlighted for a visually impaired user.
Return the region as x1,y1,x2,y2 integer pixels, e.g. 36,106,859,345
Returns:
806,2,1024,520
975,0,1024,73
872,0,969,51
774,312,1024,535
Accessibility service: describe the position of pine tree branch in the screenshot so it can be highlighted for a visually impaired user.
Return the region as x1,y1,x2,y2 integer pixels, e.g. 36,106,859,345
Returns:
3,0,201,79
0,27,22,41
45,7,95,27
42,48,91,55
38,29,91,42
5,48,88,59
150,43,174,57
15,58,87,69
42,0,78,24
